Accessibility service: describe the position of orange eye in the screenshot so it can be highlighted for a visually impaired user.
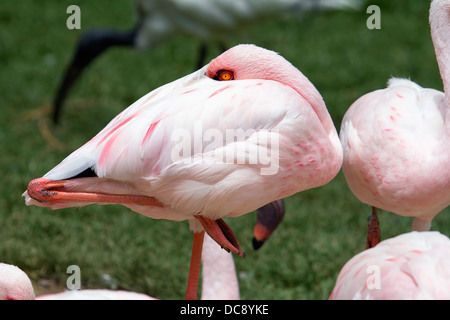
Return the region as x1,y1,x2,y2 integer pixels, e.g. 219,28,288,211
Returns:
215,70,234,81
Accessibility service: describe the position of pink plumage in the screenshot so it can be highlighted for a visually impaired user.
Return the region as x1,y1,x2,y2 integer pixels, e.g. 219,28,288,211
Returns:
24,44,342,298
339,0,450,234
330,231,450,300
24,44,342,228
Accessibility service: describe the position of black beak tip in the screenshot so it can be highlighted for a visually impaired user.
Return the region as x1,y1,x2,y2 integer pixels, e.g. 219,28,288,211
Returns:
252,237,265,251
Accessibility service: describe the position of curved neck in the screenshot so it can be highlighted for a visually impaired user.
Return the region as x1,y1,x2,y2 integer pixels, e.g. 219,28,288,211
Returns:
430,0,450,115
200,234,240,300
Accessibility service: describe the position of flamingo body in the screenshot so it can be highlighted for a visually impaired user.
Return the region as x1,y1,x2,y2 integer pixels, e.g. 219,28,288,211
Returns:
339,0,450,232
340,78,449,229
24,44,342,299
0,263,35,300
25,44,342,233
329,231,450,300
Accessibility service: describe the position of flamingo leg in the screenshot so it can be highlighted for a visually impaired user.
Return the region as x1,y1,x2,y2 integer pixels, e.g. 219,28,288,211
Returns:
185,231,205,300
366,207,381,249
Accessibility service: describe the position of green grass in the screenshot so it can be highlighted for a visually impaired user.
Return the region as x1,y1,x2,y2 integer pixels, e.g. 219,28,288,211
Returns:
1,0,449,299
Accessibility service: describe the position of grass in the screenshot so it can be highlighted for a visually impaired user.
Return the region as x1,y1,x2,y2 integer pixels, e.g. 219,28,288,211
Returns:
1,0,449,300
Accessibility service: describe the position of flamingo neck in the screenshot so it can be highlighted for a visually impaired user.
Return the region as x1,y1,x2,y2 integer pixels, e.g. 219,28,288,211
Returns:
200,234,240,300
430,0,450,122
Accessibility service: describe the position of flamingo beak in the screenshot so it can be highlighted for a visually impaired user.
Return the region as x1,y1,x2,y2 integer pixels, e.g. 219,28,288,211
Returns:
252,199,285,250
26,177,163,208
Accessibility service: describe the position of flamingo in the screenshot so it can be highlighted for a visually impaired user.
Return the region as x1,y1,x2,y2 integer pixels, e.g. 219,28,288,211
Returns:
329,231,450,300
0,263,35,300
1,206,282,300
339,0,450,247
52,0,364,124
23,44,343,299
0,262,154,300
200,233,239,300
0,234,239,300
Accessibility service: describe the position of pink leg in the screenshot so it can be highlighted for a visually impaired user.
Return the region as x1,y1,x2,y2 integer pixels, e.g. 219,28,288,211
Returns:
366,207,381,249
186,231,205,300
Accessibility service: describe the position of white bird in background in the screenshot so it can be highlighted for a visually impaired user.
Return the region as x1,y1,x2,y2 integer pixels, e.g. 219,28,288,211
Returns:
52,0,364,123
24,44,343,299
0,235,239,300
339,0,450,248
329,231,450,300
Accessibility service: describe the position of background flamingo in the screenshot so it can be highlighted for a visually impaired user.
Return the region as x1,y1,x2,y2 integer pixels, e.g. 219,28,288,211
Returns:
0,234,239,300
23,44,343,299
52,0,364,124
1,208,281,300
339,0,450,247
329,231,450,300
200,233,240,300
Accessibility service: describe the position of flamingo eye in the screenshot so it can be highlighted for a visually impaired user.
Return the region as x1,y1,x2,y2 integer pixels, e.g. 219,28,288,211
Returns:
214,70,234,81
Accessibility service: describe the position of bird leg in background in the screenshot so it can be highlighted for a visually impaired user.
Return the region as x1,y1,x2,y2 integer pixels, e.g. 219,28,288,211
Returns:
185,231,205,300
196,42,228,69
366,207,381,249
52,28,137,124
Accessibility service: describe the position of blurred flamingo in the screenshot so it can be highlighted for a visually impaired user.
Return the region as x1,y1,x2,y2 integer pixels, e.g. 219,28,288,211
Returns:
339,0,450,247
329,231,450,300
0,263,36,300
23,44,342,299
52,0,364,124
0,234,238,300
2,206,283,300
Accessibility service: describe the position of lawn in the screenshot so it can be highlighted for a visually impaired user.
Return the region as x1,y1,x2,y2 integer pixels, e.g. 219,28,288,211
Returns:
1,0,449,300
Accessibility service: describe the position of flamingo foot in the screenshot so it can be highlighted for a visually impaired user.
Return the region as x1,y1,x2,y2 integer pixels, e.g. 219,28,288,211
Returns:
194,215,245,258
366,207,381,249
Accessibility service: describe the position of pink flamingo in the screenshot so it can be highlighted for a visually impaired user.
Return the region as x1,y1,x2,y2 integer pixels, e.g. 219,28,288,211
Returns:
0,263,36,300
0,262,154,300
0,234,239,300
23,44,342,299
329,231,450,300
339,0,450,247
